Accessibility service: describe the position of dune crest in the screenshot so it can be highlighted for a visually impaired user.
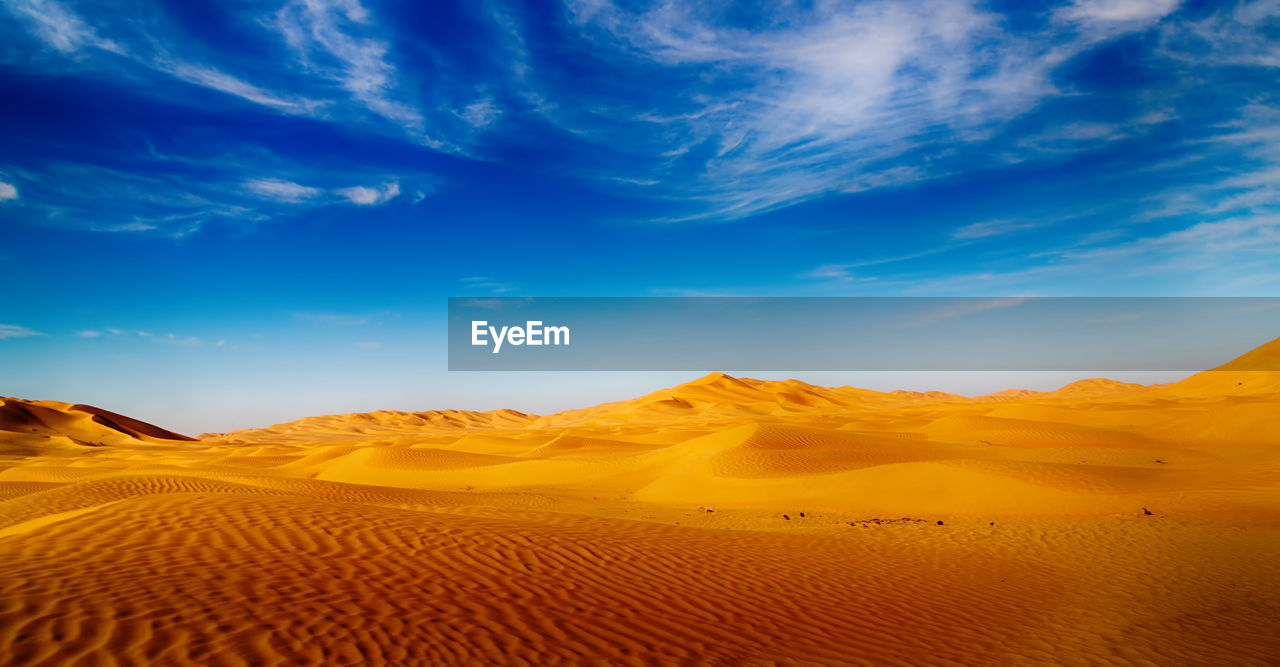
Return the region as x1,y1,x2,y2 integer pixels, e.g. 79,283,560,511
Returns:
1157,335,1280,396
0,398,192,457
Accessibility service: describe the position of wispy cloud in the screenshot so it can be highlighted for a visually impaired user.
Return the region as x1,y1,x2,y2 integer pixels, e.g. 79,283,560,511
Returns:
294,312,373,326
648,287,754,297
271,0,427,140
0,0,319,118
3,0,123,54
455,297,531,310
952,219,1048,240
902,210,1280,295
546,0,1195,219
2,0,1278,281
0,162,250,236
167,64,317,112
803,246,958,287
0,156,418,234
1056,0,1180,27
336,182,400,205
90,328,203,346
559,0,1044,217
151,333,201,346
1015,123,1133,153
0,324,41,340
805,265,859,283
245,178,323,203
0,0,469,149
457,99,502,128
459,276,515,294
1134,104,1280,228
1166,0,1280,68
249,177,405,206
899,297,1032,328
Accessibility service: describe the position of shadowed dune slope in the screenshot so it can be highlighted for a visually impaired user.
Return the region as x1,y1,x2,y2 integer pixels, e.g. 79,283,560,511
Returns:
0,398,193,443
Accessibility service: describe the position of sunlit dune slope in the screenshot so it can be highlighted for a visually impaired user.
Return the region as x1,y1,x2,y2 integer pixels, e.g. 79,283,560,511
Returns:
2,336,1279,664
205,408,536,442
1158,334,1280,395
0,398,192,457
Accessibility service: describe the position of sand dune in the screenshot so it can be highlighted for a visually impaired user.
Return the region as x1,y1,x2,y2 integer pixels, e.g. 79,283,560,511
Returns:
2,337,1280,663
0,398,193,456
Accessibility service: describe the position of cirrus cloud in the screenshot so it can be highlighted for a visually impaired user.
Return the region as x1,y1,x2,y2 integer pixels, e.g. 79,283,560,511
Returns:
245,178,323,202
336,182,400,205
0,324,42,340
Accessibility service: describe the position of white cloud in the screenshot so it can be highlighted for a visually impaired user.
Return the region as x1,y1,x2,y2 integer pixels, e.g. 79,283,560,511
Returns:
272,0,425,138
0,324,41,340
295,312,372,326
1,0,392,130
545,0,1216,220
805,264,856,282
2,0,123,54
6,156,420,233
953,219,1044,240
1139,104,1280,221
245,178,322,203
457,99,501,127
152,333,201,346
1163,0,1278,68
563,0,1064,218
2,162,252,235
459,276,515,294
168,64,315,111
103,221,158,233
1058,0,1181,25
803,246,954,285
1022,123,1126,147
921,210,1280,294
900,298,1032,328
336,182,400,205
1218,166,1280,190
1148,213,1280,253
93,328,202,344
0,182,17,201
3,1,313,116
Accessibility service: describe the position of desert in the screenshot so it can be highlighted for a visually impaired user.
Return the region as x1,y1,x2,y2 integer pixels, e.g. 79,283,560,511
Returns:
2,337,1279,664
6,0,1279,663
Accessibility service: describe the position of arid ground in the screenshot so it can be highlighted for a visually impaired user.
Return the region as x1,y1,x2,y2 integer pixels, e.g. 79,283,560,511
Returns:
2,339,1280,665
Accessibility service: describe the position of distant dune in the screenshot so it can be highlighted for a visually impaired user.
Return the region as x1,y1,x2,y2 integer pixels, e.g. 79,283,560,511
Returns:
0,398,192,457
2,337,1280,663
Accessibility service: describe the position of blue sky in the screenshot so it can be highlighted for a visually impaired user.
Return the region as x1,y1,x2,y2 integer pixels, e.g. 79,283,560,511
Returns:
2,0,1278,432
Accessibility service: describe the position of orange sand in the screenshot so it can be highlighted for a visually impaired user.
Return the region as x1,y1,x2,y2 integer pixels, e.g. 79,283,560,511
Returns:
2,339,1280,664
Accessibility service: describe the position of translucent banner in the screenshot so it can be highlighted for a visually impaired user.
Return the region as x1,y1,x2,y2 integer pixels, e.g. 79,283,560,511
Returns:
447,297,1280,371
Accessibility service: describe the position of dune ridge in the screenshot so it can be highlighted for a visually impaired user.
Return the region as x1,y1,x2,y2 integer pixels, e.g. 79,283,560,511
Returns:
2,337,1280,663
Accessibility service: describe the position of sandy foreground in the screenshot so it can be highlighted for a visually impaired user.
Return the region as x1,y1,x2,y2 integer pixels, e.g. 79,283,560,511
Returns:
2,340,1280,665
